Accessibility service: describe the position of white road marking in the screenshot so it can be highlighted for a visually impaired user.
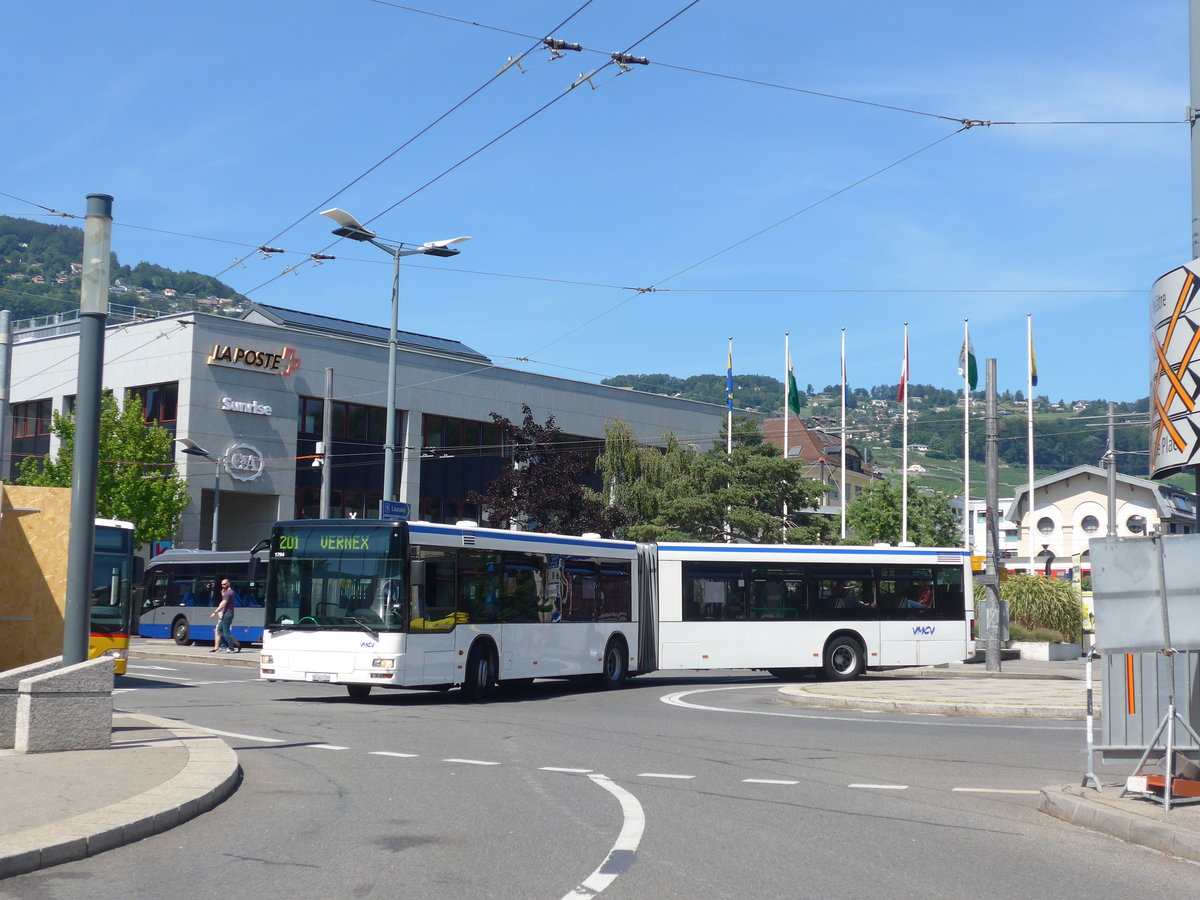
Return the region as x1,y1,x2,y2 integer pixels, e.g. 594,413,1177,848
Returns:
849,783,908,790
560,774,645,900
637,773,695,780
190,726,285,743
660,684,1078,731
126,664,179,671
308,744,350,751
371,751,419,758
124,672,196,683
443,758,501,766
743,778,799,785
952,787,1041,795
541,767,595,774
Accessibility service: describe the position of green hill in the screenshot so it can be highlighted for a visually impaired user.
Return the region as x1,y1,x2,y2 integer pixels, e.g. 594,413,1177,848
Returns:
604,372,1169,488
0,215,247,322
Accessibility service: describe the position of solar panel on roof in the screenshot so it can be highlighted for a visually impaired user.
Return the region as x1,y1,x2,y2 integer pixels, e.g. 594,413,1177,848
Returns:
246,303,490,363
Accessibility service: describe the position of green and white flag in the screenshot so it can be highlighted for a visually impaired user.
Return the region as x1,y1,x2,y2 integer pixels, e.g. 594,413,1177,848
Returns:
787,350,801,416
958,335,978,391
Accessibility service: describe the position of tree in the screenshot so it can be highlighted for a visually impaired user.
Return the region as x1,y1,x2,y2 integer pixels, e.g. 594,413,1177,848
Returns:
598,419,827,543
467,405,625,537
845,480,962,547
17,392,192,548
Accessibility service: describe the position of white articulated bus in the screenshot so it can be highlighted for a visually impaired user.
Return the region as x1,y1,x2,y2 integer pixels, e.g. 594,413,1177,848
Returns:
652,542,975,680
258,519,974,699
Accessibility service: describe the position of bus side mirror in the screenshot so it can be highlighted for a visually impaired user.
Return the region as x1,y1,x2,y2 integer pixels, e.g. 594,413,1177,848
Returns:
248,538,270,584
410,560,426,588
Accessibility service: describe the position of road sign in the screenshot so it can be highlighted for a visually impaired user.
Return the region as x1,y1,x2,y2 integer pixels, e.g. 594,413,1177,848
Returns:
380,500,410,521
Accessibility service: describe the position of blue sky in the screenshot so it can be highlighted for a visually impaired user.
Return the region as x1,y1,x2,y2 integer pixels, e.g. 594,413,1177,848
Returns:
3,1,1187,403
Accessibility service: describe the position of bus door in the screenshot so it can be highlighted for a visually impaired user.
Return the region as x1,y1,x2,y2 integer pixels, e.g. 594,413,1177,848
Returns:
407,550,460,685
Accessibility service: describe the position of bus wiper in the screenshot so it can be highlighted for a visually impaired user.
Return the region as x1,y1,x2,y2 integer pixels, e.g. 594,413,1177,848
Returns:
347,616,379,640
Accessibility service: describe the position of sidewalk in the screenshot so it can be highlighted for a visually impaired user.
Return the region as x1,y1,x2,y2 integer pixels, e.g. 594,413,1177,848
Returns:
0,712,239,878
2,646,1199,878
778,656,1200,863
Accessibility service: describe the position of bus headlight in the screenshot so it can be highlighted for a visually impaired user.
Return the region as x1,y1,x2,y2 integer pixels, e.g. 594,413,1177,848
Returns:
260,653,273,664
103,649,127,660
372,658,396,669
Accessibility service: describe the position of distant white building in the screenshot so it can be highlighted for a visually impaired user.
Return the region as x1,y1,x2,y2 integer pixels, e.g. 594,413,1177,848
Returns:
1005,465,1196,573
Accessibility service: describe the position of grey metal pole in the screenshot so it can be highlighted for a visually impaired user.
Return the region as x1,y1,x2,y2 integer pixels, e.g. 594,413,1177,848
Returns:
210,461,221,551
64,193,113,665
0,310,12,480
383,251,400,504
320,366,333,518
1106,402,1117,538
985,358,1002,672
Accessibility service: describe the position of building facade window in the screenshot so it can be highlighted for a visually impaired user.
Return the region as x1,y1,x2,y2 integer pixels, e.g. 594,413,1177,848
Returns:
1080,515,1099,534
295,396,388,521
1037,516,1055,535
127,382,179,435
297,396,387,443
1127,515,1146,534
9,399,52,480
422,414,502,457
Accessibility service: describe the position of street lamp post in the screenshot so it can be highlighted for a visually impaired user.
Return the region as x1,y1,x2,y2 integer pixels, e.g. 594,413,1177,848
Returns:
320,209,469,505
178,438,223,551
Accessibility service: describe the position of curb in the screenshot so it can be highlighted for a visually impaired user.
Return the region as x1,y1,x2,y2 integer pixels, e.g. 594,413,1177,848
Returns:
1038,784,1200,864
778,687,1082,719
129,649,259,670
0,714,240,878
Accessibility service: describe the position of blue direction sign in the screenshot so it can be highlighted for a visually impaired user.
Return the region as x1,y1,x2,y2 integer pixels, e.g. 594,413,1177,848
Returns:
380,500,410,521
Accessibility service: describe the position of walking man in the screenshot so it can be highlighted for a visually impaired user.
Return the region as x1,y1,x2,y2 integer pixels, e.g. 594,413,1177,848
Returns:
210,578,241,653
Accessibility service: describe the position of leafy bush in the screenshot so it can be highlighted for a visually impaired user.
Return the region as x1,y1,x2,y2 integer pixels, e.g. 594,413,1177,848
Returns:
1000,574,1083,643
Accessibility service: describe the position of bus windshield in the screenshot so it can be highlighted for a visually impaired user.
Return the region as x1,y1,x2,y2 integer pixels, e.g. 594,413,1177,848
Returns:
267,522,405,632
92,521,134,636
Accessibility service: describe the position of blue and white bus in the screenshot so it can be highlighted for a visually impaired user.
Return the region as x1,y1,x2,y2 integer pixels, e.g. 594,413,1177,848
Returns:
139,548,268,645
259,519,974,699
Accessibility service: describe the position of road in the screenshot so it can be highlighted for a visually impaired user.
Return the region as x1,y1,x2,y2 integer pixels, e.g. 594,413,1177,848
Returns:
4,660,1197,899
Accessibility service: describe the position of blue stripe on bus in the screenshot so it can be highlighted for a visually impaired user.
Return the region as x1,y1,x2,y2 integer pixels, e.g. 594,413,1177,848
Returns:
657,543,966,558
407,523,638,551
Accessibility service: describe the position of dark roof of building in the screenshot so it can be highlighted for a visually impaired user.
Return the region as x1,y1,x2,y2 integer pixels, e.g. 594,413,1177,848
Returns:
244,303,491,364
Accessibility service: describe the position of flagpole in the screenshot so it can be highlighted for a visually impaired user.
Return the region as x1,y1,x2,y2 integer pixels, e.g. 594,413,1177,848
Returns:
726,336,733,544
726,336,733,457
963,318,971,552
783,333,790,544
840,328,847,540
783,333,791,462
1026,314,1035,573
901,322,909,544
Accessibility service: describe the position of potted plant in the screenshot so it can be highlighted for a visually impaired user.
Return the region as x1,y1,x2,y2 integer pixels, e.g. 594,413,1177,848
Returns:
976,574,1084,661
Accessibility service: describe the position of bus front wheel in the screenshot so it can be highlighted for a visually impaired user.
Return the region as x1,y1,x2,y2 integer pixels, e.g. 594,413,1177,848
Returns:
461,644,496,702
346,684,372,700
822,636,864,681
172,617,191,646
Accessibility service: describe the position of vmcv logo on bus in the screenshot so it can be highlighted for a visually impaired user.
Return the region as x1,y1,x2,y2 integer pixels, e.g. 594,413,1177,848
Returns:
913,625,936,636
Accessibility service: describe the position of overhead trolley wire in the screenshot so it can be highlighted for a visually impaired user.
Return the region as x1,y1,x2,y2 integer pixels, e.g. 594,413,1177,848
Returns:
213,0,602,282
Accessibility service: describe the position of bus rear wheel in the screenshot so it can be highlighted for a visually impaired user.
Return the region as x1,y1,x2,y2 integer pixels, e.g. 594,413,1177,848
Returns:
595,637,628,690
822,636,864,681
172,617,191,645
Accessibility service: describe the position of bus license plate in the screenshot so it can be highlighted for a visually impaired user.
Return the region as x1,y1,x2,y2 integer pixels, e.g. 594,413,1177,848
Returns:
309,673,332,683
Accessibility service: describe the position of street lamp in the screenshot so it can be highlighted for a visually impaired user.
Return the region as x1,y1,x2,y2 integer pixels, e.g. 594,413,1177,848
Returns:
320,208,470,505
177,438,223,551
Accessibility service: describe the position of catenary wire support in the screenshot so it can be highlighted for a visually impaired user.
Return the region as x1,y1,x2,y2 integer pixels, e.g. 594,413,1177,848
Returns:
544,37,582,56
